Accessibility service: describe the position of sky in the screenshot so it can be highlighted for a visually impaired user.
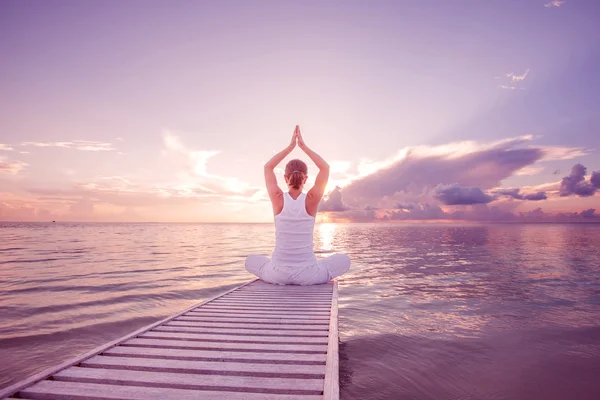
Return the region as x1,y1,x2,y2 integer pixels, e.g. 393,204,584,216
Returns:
1,0,599,223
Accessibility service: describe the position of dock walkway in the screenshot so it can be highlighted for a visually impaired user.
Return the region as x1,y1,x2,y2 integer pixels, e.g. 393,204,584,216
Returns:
0,279,339,400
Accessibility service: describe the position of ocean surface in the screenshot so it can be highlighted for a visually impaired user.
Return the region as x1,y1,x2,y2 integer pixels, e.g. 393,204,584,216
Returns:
1,222,599,399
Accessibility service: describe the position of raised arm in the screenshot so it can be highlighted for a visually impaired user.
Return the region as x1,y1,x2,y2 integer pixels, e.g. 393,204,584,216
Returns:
264,127,297,209
297,127,330,206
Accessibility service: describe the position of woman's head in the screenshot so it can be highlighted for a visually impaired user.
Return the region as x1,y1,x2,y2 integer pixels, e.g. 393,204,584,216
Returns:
284,159,308,190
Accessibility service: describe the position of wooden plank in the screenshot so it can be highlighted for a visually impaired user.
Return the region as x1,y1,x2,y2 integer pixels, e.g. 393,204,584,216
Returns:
165,321,328,331
219,296,330,301
104,346,326,363
188,309,330,317
209,297,331,302
323,281,340,400
222,297,331,302
242,281,330,287
82,355,325,377
200,304,331,310
233,290,333,294
142,331,328,344
233,292,331,296
208,302,331,307
229,289,332,293
2,279,339,399
52,366,324,394
0,279,259,399
221,298,331,303
235,290,333,293
153,326,329,337
208,301,331,308
199,305,331,312
191,308,330,316
226,292,331,300
230,293,332,296
182,313,330,320
20,380,323,400
242,282,331,290
122,338,327,353
175,316,329,325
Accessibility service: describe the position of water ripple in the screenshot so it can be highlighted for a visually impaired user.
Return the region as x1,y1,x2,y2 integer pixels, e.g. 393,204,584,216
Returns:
0,222,599,399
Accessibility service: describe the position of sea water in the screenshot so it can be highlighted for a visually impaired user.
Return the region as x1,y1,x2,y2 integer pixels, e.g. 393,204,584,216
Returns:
1,222,599,399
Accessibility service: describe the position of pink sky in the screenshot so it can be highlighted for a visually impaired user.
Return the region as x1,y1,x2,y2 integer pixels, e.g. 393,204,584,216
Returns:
1,1,599,223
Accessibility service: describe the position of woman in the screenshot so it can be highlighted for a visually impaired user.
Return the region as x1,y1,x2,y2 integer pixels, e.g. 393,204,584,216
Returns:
245,125,351,285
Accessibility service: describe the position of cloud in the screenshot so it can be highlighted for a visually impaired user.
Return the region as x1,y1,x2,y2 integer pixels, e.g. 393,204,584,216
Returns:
162,131,262,198
21,140,116,151
325,136,591,214
383,204,448,220
339,135,545,209
434,184,494,205
320,147,596,223
519,207,546,220
497,69,529,90
580,209,598,219
520,180,561,195
494,188,547,201
544,0,565,7
539,146,591,161
0,144,14,151
559,163,600,197
530,208,599,221
329,161,352,174
515,165,544,176
521,192,548,201
2,131,267,222
319,186,348,211
162,132,220,176
591,171,600,188
377,204,598,223
507,69,530,83
0,157,28,174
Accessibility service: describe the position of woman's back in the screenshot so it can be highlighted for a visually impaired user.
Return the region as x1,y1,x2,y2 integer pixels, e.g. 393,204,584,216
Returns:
245,125,350,285
271,192,318,268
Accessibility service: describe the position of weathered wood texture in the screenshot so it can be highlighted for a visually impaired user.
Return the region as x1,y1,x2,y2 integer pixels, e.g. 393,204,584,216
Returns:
0,279,340,399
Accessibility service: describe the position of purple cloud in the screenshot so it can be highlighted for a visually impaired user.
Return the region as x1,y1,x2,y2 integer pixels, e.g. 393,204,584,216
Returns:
450,204,517,221
319,186,347,212
591,171,600,188
395,203,416,210
495,188,547,201
559,164,598,197
383,204,448,220
522,192,548,201
434,184,494,205
580,209,598,219
340,138,544,208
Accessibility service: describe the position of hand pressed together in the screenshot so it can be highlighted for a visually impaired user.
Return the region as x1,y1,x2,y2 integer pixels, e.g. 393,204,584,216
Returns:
289,125,308,151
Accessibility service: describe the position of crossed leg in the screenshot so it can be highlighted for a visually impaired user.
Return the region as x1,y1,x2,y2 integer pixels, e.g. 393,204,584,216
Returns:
245,253,351,286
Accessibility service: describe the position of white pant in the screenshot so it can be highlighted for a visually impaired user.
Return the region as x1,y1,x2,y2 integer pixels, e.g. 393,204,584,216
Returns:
245,253,351,286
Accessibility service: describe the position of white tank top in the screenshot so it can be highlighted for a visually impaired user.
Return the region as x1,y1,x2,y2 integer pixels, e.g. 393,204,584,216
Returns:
271,192,318,268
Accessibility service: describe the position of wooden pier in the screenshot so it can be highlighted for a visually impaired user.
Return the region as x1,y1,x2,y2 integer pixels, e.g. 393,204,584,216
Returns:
0,279,339,400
